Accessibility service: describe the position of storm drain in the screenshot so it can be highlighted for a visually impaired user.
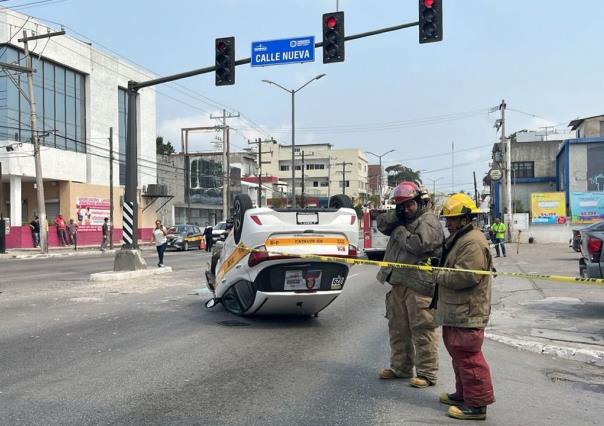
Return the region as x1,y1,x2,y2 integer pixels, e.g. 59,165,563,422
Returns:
217,320,251,327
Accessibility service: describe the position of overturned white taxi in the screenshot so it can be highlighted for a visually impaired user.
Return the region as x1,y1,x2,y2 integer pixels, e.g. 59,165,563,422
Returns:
205,194,359,316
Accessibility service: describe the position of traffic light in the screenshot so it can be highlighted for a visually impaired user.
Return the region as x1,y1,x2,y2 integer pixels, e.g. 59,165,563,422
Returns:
419,0,443,44
322,11,345,63
215,37,235,86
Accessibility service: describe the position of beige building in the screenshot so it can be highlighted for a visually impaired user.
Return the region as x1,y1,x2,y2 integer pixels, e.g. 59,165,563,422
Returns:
261,143,369,204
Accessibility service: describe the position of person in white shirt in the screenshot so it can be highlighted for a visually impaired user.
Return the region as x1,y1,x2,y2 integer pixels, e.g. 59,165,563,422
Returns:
151,219,168,267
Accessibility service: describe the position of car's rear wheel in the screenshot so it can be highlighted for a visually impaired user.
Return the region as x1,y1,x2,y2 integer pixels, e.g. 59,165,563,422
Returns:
184,241,189,251
233,194,253,244
329,194,353,209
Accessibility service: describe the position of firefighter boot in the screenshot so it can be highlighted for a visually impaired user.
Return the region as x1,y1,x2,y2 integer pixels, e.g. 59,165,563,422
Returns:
447,405,487,421
439,393,464,406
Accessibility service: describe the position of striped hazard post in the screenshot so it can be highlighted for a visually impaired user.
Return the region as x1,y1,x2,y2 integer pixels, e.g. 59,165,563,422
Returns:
122,200,135,246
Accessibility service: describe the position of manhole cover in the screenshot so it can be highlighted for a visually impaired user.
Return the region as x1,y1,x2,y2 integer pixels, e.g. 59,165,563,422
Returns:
217,320,251,327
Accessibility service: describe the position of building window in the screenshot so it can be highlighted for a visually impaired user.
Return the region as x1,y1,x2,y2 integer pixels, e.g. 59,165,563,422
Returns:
320,181,329,187
280,164,290,171
512,161,534,178
339,180,350,188
313,181,319,187
295,165,301,171
0,45,86,153
305,163,325,170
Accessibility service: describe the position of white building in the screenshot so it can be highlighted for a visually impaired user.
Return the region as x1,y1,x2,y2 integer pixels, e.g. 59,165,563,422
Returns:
261,143,369,204
0,10,157,248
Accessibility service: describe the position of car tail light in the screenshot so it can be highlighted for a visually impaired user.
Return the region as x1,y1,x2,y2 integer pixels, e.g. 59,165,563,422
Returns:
347,244,358,258
250,215,262,225
248,245,297,267
587,237,602,263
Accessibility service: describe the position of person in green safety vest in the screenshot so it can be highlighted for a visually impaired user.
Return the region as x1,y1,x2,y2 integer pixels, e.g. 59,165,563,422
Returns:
490,217,506,257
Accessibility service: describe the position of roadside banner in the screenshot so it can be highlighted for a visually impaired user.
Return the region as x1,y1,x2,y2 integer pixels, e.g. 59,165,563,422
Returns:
530,192,567,224
570,192,604,224
75,196,110,232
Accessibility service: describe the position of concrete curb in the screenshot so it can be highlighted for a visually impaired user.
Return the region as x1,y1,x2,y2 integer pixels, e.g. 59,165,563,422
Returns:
0,249,117,260
485,332,604,367
89,266,173,282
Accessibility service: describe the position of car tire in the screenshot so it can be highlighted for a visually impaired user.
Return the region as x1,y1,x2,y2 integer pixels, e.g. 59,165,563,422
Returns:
233,194,253,244
329,194,353,209
184,241,189,251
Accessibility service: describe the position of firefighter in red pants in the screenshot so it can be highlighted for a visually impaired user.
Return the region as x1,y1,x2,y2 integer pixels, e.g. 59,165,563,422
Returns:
433,193,495,421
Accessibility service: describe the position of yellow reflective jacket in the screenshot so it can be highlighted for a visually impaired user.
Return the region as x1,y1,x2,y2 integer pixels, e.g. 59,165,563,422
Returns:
490,222,506,239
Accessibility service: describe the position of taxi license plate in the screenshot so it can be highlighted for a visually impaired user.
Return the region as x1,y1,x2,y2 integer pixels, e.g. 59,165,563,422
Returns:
284,270,322,291
296,211,319,225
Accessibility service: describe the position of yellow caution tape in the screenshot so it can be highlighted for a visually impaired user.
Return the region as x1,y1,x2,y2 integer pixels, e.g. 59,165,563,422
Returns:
237,243,604,286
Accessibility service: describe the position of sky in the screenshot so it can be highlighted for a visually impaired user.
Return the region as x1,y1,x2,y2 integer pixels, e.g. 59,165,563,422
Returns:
6,0,604,194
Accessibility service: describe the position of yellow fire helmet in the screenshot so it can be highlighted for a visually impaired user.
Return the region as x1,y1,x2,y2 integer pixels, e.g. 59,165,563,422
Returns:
441,193,482,217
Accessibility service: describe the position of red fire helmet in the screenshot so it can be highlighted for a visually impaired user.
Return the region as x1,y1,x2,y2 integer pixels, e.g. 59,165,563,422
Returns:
391,181,420,205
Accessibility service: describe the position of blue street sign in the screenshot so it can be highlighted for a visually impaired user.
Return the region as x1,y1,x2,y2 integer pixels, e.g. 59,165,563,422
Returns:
251,36,315,67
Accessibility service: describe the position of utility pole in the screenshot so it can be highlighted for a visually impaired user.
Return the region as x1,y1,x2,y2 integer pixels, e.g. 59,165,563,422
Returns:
336,161,353,195
184,129,191,224
248,137,276,207
109,127,114,250
296,150,314,207
499,99,513,239
19,29,65,254
211,109,239,219
473,170,479,207
451,141,455,193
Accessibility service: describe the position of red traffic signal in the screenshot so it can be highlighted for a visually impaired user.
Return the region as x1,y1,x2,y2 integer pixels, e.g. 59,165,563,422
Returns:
215,37,235,86
419,0,443,44
322,11,345,63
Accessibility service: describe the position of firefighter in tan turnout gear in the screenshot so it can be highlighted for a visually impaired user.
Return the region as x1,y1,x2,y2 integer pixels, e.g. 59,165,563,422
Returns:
434,193,495,421
376,181,444,388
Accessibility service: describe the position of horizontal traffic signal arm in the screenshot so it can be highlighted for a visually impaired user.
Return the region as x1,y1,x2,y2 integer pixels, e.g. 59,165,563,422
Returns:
130,20,421,91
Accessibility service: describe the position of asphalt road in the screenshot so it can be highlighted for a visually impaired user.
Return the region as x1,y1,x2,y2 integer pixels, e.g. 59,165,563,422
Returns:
1,257,603,425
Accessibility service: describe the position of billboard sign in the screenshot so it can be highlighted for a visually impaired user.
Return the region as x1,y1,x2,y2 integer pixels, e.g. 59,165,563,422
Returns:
570,192,604,224
530,192,567,224
75,197,110,232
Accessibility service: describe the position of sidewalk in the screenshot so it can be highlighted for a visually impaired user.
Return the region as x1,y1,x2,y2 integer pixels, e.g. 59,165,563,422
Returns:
487,242,604,366
0,244,155,260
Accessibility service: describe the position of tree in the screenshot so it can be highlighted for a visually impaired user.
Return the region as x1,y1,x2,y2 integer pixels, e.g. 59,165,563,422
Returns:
156,136,175,155
385,164,423,187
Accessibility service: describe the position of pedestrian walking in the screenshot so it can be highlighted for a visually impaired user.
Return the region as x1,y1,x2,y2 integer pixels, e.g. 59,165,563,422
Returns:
490,217,506,257
100,217,109,251
55,214,68,246
203,224,214,252
67,219,79,250
29,216,40,248
433,193,495,421
151,219,168,267
375,182,444,388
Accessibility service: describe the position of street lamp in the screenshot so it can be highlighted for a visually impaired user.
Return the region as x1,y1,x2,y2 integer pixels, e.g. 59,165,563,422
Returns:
425,176,443,198
261,73,326,208
366,149,395,205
